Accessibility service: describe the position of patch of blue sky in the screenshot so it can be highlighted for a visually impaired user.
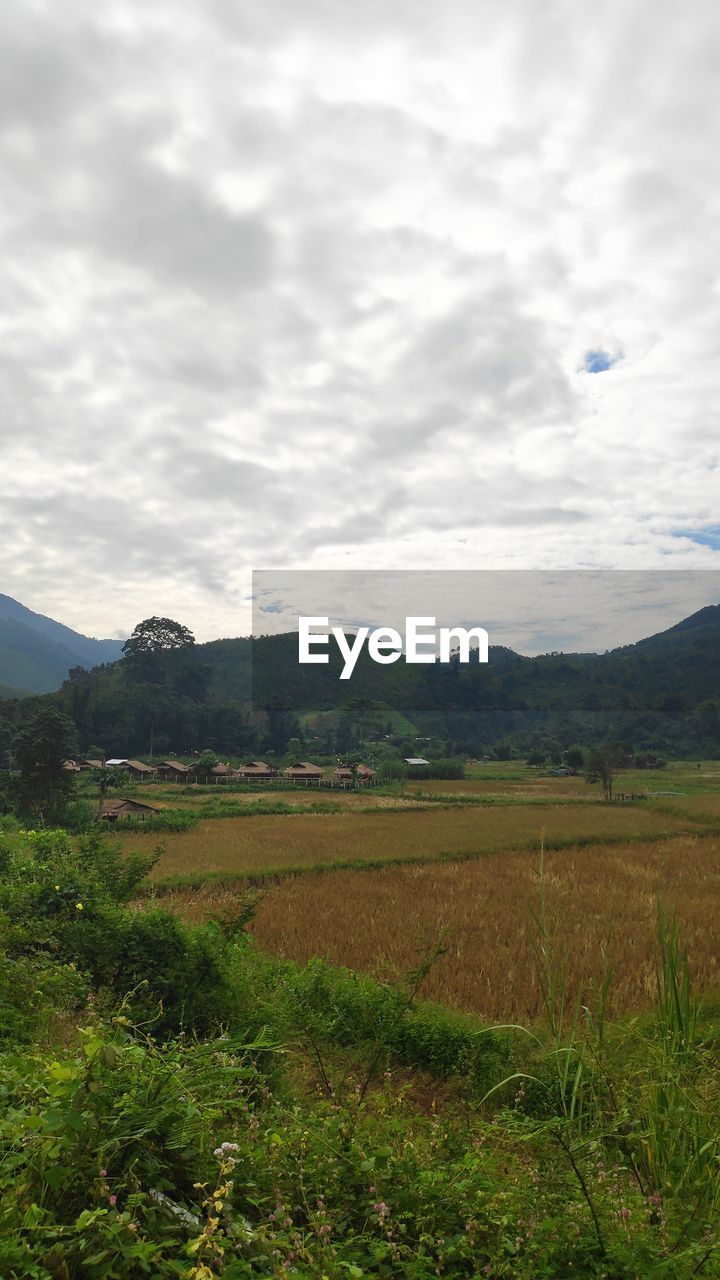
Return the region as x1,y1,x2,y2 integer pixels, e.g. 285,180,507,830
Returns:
671,527,720,549
584,350,621,373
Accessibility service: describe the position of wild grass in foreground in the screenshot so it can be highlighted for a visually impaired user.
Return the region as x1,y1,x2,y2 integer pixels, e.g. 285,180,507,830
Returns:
2,821,720,1277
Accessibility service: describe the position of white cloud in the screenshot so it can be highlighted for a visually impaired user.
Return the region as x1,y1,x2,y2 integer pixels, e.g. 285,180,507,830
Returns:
1,0,719,639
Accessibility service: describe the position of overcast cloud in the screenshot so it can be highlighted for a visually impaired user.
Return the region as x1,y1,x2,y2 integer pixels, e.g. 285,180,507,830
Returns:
1,0,719,640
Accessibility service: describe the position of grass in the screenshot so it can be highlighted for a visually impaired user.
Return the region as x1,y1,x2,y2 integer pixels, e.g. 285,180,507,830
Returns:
130,801,701,881
160,834,720,1024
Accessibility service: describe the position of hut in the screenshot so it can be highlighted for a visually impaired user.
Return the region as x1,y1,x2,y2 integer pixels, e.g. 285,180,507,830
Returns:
156,760,191,781
99,798,161,822
104,758,155,780
284,761,323,784
234,761,278,781
124,759,155,780
333,764,377,786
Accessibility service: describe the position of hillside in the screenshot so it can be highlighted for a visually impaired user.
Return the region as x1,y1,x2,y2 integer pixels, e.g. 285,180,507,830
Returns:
0,594,124,693
2,599,720,757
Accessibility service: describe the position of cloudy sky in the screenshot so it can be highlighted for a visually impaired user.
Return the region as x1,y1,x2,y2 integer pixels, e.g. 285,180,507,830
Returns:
2,0,719,641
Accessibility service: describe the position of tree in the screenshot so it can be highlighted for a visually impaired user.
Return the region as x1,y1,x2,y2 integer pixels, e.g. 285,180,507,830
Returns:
564,747,584,774
13,706,78,821
193,749,218,780
586,745,623,801
122,617,195,685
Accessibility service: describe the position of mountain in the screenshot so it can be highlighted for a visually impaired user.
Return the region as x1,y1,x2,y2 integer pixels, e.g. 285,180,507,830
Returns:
0,595,124,694
3,600,720,758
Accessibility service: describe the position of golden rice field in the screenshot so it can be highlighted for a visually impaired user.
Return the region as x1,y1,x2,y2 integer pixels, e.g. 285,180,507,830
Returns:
137,802,698,880
161,835,720,1024
132,785,426,812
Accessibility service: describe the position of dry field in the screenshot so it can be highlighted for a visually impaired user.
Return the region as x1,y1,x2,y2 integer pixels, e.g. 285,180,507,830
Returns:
136,802,696,880
407,776,597,798
226,835,720,1022
132,785,426,812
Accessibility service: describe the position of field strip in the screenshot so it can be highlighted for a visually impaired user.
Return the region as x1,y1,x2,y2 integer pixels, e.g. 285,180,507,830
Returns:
144,822,720,892
154,834,720,1024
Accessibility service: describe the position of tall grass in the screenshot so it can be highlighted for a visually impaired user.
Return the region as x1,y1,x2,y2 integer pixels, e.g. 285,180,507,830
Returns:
485,854,720,1263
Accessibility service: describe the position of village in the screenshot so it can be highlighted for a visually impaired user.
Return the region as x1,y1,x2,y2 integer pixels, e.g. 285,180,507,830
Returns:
62,756,385,820
67,757,381,784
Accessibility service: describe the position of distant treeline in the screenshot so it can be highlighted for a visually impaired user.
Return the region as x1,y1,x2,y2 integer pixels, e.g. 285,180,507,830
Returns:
1,606,720,762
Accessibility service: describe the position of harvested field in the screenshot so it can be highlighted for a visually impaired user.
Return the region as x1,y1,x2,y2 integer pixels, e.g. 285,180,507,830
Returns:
236,835,720,1022
137,802,699,881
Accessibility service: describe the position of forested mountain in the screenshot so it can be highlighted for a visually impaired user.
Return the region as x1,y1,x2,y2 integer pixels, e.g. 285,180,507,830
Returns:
1,602,719,760
0,595,124,693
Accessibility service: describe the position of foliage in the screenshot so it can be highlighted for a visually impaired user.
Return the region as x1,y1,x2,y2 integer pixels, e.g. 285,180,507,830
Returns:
586,744,625,800
0,827,236,1038
122,616,198,691
12,705,78,823
0,823,719,1275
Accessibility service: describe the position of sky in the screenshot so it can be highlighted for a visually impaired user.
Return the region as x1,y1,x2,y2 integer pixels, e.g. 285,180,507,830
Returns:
1,0,719,642
252,570,720,655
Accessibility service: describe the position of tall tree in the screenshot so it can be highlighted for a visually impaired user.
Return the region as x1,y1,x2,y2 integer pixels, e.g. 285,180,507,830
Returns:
13,706,78,822
122,617,195,686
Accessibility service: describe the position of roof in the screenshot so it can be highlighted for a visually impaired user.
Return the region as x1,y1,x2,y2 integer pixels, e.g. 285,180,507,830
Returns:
125,759,154,773
405,757,430,766
100,798,161,817
158,760,190,772
284,761,323,774
106,758,128,766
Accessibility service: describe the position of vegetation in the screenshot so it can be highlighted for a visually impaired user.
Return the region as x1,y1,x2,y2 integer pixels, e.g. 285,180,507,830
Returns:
13,705,78,824
3,604,720,761
131,802,696,883
1,821,720,1276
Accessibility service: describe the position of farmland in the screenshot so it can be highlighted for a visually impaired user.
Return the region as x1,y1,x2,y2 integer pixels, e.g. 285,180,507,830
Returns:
244,834,720,1021
117,760,720,1024
134,797,699,880
7,757,720,1275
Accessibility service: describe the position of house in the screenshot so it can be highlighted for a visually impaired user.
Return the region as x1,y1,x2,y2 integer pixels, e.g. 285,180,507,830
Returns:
404,757,430,767
284,761,323,782
234,761,278,781
125,759,155,780
99,798,161,822
106,758,155,780
78,759,104,771
63,759,81,773
156,760,191,781
209,764,231,782
333,764,377,785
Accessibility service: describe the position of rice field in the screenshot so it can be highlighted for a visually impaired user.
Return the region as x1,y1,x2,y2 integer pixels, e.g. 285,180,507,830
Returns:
173,834,720,1023
136,801,698,880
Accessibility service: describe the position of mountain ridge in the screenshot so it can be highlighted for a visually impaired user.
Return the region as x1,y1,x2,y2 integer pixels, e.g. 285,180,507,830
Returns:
0,594,124,694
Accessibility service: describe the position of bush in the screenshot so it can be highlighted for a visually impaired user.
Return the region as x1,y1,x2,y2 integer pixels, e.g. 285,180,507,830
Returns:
0,826,238,1038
